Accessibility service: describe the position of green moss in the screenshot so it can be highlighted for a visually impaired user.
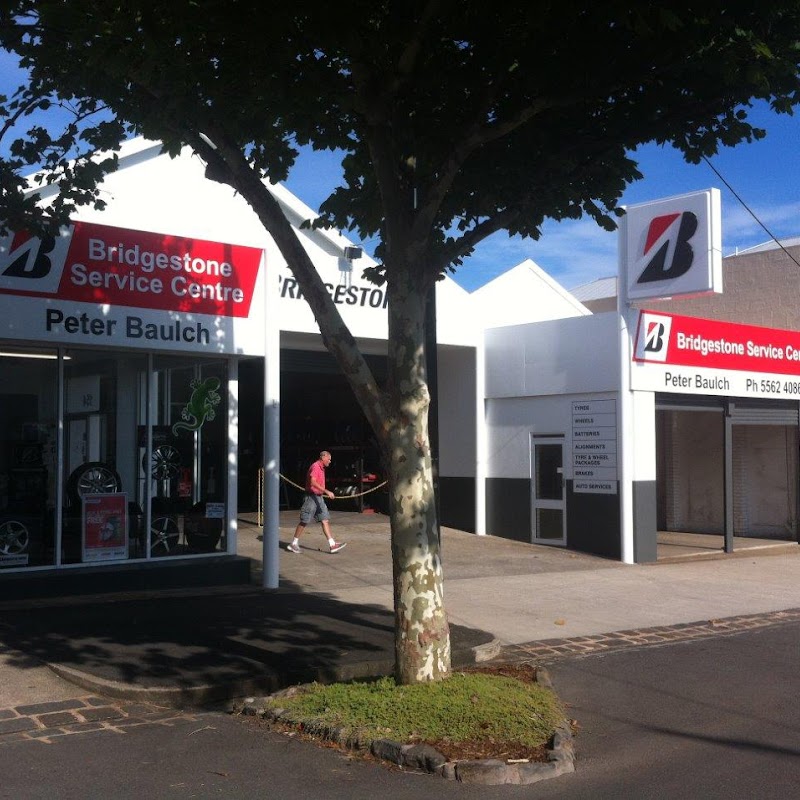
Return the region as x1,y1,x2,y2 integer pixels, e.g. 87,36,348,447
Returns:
266,672,563,747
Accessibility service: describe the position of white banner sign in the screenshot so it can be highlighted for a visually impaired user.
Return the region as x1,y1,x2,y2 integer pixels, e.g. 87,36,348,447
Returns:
632,310,800,400
572,399,618,494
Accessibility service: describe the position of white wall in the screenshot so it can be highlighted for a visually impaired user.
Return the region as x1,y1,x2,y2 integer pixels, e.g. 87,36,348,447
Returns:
486,392,618,479
485,312,619,399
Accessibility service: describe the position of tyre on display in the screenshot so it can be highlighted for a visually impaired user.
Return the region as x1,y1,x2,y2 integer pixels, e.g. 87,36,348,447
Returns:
0,519,29,555
66,462,122,507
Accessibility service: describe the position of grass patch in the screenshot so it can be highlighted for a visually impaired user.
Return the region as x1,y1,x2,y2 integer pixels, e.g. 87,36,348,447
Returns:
265,668,564,752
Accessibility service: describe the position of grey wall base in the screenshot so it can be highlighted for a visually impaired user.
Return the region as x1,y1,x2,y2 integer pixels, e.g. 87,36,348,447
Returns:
565,482,621,560
632,480,657,563
438,476,476,533
485,478,532,543
485,478,629,561
483,478,655,563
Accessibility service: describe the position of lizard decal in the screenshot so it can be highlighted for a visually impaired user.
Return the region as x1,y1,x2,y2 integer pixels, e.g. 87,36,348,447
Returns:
172,377,222,435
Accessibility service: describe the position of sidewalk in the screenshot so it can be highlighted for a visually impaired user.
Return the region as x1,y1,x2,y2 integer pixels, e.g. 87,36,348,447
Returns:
1,509,800,710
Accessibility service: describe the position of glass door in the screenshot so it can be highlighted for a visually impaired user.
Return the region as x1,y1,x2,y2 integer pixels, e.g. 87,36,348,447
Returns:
531,436,566,545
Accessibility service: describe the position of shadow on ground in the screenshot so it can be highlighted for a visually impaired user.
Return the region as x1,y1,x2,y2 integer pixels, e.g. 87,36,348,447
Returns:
0,580,492,706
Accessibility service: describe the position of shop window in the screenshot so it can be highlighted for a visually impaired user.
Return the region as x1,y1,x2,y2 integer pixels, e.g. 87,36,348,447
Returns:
0,347,230,572
62,350,147,565
0,348,58,569
142,357,228,557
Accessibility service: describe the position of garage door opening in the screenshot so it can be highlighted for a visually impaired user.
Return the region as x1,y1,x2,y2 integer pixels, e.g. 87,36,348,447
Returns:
237,351,388,515
655,398,799,560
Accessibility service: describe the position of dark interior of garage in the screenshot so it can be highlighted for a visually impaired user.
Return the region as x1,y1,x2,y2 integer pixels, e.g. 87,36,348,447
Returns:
238,352,388,514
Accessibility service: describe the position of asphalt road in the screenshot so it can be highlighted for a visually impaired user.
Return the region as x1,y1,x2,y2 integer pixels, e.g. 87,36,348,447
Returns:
534,620,800,799
2,620,799,799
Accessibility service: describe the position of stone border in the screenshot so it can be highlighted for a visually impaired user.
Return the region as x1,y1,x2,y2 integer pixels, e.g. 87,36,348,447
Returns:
235,666,575,786
498,608,800,666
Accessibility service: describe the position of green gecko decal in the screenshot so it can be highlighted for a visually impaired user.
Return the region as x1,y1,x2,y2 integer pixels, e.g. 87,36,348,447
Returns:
172,377,222,435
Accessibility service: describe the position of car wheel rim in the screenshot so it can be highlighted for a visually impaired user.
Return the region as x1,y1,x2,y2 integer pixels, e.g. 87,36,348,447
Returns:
150,516,180,556
150,445,181,481
0,520,30,555
77,467,119,495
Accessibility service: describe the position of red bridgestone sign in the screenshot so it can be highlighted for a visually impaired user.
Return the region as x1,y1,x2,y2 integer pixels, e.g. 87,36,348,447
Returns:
634,311,800,375
632,310,800,400
0,220,263,318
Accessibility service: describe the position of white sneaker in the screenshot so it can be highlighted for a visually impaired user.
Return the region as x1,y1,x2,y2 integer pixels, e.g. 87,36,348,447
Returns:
330,541,347,554
286,542,301,553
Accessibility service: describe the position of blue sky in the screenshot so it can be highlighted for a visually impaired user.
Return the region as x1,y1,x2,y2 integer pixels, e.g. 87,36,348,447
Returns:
284,102,800,293
3,49,799,294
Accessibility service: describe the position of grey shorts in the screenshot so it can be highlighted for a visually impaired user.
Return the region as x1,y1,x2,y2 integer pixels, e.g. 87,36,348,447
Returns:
299,493,330,524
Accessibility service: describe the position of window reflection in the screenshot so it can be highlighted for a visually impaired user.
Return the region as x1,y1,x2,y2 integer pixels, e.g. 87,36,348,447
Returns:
0,347,229,571
62,350,146,564
0,347,58,569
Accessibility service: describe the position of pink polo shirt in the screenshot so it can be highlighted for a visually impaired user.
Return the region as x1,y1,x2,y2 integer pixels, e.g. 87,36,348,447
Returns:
306,460,326,495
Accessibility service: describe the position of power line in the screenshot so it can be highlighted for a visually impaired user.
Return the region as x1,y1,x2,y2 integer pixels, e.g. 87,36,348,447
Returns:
702,155,800,269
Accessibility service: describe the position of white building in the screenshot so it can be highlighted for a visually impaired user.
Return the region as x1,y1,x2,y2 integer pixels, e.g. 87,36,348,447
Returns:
1,149,798,593
0,138,477,589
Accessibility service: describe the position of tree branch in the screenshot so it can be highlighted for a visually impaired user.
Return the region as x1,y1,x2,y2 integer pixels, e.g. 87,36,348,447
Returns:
393,0,444,86
439,207,522,267
412,98,554,243
0,95,42,143
186,124,395,445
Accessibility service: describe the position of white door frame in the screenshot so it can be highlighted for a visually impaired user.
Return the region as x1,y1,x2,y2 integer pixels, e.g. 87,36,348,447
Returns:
530,434,566,546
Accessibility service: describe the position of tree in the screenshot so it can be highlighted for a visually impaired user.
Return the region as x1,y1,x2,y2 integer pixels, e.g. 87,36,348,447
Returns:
1,1,799,684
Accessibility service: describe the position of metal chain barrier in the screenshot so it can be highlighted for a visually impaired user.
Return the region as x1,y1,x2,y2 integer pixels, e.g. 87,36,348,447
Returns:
257,468,388,526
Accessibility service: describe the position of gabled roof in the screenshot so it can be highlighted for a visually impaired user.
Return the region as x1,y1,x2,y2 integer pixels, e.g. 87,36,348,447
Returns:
471,258,590,328
23,136,475,346
570,275,617,303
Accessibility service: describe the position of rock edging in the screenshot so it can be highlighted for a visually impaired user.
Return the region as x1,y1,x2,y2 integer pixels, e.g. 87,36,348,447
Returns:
235,666,575,786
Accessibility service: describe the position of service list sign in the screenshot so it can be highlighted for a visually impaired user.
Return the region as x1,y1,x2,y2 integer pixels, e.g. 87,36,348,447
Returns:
0,220,266,354
572,399,618,495
632,310,800,399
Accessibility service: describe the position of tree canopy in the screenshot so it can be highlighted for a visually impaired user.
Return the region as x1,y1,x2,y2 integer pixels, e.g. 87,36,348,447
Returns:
3,3,800,278
1,1,799,684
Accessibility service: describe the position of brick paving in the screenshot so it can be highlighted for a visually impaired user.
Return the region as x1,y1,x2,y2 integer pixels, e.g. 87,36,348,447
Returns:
0,696,208,746
495,607,800,665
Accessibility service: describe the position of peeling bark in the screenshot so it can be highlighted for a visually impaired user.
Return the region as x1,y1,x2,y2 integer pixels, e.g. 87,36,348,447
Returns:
387,274,451,685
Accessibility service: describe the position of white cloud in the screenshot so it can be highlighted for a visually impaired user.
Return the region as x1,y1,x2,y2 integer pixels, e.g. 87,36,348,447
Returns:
458,196,800,293
525,219,618,289
456,218,617,292
722,200,800,253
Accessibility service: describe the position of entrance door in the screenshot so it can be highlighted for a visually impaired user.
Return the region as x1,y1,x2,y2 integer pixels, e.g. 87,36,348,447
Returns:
531,436,566,545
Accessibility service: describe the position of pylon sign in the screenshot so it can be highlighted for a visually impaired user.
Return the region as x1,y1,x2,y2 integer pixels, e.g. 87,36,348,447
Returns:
624,189,722,302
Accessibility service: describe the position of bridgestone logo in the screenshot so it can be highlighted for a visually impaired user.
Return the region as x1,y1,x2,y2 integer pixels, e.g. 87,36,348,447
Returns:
636,211,697,285
644,321,667,353
635,313,672,363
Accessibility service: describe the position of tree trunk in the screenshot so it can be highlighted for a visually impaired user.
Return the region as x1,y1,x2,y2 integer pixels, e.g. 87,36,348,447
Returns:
387,273,451,684
199,153,451,683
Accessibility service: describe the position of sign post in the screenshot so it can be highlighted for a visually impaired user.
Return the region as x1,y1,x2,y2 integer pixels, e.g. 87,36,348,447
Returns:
618,188,722,563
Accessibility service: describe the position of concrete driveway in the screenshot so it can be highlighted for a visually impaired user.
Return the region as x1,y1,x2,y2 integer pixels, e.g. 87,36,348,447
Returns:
239,509,800,647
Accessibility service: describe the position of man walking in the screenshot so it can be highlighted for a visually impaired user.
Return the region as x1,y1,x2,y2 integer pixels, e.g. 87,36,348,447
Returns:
287,450,347,554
